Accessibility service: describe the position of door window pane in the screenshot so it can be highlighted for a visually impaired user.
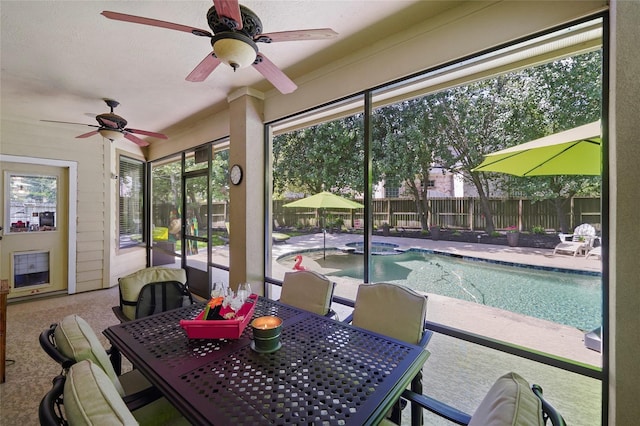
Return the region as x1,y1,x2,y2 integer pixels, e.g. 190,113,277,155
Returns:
6,173,57,233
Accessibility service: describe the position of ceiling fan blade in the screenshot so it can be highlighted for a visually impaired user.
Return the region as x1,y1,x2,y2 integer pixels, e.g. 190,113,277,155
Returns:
186,53,222,82
98,117,120,128
125,128,168,140
212,0,243,30
123,132,150,147
41,119,98,128
76,130,99,139
255,29,338,43
252,53,297,94
101,11,213,37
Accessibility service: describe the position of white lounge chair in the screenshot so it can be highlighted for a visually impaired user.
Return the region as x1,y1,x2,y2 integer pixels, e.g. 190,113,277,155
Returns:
553,223,596,257
586,246,602,260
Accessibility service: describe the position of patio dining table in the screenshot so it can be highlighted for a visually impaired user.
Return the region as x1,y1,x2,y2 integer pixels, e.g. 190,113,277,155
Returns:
103,296,430,425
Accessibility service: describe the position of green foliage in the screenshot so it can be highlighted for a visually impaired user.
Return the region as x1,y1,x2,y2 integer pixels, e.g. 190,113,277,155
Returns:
272,116,364,197
490,231,501,237
271,51,602,235
531,225,546,234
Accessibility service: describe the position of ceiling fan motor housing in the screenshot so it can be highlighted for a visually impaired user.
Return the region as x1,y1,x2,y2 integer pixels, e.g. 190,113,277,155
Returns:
96,113,127,129
207,5,263,37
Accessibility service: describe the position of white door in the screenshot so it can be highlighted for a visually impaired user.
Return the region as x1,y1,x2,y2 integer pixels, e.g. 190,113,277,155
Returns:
0,162,68,299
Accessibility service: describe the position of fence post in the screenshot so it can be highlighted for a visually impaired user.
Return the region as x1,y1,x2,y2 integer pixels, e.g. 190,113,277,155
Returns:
518,199,523,232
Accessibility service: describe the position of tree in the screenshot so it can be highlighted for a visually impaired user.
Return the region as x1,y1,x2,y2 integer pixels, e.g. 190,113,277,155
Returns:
272,116,364,197
426,50,602,233
373,98,438,229
489,50,603,232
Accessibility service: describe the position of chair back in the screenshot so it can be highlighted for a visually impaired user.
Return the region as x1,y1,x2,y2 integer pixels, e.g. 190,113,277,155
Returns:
51,314,126,395
280,270,335,316
38,360,140,426
572,223,596,241
117,266,188,321
352,283,427,345
135,280,193,319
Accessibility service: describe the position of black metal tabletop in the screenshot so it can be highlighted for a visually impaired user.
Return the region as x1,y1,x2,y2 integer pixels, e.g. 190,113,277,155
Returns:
103,297,429,425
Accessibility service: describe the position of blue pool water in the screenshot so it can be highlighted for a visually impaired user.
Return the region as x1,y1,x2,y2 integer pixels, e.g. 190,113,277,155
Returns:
280,249,601,331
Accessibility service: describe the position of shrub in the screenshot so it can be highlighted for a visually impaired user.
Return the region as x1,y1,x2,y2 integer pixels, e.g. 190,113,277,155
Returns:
531,225,545,234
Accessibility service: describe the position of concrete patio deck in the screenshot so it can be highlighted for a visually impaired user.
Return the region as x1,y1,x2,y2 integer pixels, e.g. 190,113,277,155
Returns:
269,232,603,368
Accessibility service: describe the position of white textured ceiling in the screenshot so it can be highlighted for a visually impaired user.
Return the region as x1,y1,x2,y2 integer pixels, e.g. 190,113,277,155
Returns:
1,1,452,141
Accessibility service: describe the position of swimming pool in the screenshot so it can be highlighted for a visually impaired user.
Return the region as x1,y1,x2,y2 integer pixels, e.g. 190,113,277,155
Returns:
279,248,602,331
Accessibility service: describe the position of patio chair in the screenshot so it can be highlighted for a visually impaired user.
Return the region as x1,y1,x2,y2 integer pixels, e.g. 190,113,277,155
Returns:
343,282,432,426
280,270,337,318
39,314,155,397
553,223,597,257
383,372,566,426
113,266,193,322
39,359,188,426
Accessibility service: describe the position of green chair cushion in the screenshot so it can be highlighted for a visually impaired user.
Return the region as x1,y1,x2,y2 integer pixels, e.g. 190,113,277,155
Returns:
64,360,138,426
352,283,427,345
468,372,544,426
55,314,125,396
280,271,334,316
119,267,187,320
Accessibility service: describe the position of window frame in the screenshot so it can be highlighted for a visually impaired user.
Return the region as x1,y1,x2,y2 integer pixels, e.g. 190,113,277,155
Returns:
118,153,146,249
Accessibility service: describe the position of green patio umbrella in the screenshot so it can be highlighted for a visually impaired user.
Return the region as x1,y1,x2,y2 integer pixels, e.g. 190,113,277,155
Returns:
283,191,364,258
473,121,601,176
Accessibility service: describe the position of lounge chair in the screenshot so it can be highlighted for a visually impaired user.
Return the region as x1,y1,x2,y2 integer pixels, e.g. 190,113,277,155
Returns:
553,223,596,257
586,245,602,260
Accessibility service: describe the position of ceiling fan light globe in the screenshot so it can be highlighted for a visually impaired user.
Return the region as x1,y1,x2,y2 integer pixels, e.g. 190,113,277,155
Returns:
98,128,123,141
212,34,257,70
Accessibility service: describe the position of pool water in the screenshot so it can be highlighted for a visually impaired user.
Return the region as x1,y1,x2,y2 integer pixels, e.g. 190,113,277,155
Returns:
344,241,401,255
281,249,601,331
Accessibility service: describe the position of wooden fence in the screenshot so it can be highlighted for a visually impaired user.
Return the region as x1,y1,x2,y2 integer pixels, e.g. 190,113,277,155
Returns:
272,197,601,233
155,197,600,233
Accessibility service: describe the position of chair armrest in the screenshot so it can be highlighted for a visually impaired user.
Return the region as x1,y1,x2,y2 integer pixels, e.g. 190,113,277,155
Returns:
418,328,433,348
39,325,75,370
122,386,164,412
401,389,472,425
112,306,130,323
532,384,567,426
38,375,66,426
106,346,122,376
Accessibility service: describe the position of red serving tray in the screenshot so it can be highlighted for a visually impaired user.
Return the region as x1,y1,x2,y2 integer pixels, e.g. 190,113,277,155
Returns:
180,294,257,339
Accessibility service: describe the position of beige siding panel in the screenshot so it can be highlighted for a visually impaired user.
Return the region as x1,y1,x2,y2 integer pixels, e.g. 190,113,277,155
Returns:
77,220,104,233
79,190,106,206
75,279,104,293
77,260,103,273
77,231,105,242
78,205,105,217
77,240,104,252
77,269,104,283
77,250,104,262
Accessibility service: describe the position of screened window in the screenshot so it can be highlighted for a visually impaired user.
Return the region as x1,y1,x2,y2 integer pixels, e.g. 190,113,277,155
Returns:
119,155,145,248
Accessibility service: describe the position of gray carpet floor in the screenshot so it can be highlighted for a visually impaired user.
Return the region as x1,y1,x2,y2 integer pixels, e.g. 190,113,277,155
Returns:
1,286,125,425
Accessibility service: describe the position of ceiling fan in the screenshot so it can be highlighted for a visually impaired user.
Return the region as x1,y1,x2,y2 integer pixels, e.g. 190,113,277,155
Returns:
41,99,168,147
101,0,338,94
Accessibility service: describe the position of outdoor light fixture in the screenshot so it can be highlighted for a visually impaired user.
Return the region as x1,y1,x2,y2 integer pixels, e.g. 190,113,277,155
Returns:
211,33,258,71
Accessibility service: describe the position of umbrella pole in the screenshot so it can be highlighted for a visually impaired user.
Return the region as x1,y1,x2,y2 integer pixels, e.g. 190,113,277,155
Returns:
323,229,326,259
